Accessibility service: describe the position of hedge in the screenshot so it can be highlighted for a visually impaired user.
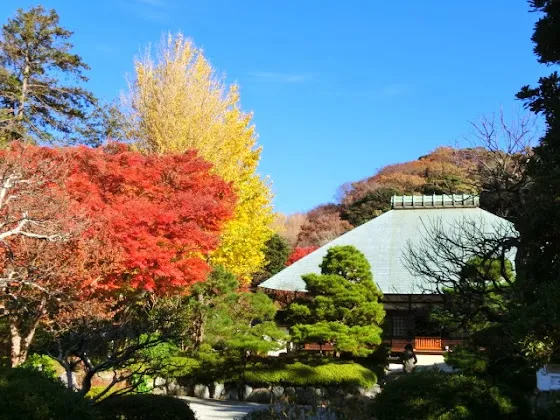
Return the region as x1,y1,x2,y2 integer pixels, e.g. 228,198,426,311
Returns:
0,367,97,420
372,370,530,420
245,362,376,388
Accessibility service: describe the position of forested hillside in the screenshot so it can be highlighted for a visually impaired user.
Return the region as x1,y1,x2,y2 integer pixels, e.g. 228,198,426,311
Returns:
275,144,528,250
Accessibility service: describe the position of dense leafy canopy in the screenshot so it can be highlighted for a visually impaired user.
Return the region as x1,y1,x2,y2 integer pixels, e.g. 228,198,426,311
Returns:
0,142,235,368
64,144,235,292
0,143,119,366
296,204,352,247
121,33,273,283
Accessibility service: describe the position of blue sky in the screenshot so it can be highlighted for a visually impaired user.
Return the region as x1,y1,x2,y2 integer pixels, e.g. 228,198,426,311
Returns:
1,1,544,214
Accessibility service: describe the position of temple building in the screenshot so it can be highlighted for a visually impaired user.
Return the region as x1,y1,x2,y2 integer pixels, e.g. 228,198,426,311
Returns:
258,194,515,354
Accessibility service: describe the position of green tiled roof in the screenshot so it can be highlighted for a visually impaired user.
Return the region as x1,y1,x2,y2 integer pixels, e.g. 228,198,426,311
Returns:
258,200,515,295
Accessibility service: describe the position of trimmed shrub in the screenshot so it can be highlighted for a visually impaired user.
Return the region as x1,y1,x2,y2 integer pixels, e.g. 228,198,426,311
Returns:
445,344,535,392
0,368,97,420
97,394,195,420
242,395,374,420
242,405,333,420
372,370,529,420
245,362,376,388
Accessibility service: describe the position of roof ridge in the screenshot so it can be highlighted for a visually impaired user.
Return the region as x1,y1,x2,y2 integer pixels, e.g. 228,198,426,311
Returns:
391,194,479,209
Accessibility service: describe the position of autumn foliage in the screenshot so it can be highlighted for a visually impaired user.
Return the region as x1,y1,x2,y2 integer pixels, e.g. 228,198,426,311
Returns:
286,247,319,266
63,144,235,292
284,147,485,247
340,147,480,205
0,144,116,366
123,33,273,283
296,204,352,248
0,143,235,366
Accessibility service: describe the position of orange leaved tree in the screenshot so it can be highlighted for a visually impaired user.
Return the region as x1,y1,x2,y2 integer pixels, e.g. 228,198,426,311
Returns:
0,143,235,368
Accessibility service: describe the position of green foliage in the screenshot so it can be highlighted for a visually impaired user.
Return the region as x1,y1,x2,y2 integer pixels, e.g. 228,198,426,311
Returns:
199,266,287,360
423,172,472,195
86,385,120,401
354,342,390,379
515,0,560,366
372,370,528,420
319,245,374,283
264,234,291,274
138,341,201,381
252,234,291,285
184,265,239,349
443,333,535,393
175,266,288,385
206,290,287,358
96,394,195,420
288,246,384,356
429,257,515,337
19,353,62,380
461,256,514,285
245,361,376,388
130,373,153,394
0,368,97,419
291,321,383,358
0,6,107,144
444,346,489,376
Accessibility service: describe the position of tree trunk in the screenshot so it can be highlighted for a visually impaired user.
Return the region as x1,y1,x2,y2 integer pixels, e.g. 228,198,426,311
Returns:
16,55,30,121
9,321,25,367
192,294,206,350
8,315,40,367
65,365,75,391
9,54,31,141
78,369,94,398
8,297,47,367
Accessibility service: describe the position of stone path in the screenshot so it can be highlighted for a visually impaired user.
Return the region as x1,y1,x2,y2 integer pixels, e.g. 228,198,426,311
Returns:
181,396,266,420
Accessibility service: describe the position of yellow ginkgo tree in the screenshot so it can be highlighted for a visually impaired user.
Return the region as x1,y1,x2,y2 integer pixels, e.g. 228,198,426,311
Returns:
122,33,274,283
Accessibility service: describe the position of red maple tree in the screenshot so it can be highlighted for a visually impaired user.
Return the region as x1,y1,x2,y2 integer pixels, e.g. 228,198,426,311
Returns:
0,143,235,366
63,144,235,293
286,246,319,266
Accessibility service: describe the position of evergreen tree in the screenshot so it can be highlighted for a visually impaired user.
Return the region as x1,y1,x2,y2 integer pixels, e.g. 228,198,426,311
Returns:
515,0,560,365
201,270,287,393
288,246,385,357
251,233,291,286
185,265,239,350
0,6,104,145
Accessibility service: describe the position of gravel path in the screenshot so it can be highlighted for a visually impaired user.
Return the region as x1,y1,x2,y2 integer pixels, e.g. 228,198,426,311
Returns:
181,396,266,420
